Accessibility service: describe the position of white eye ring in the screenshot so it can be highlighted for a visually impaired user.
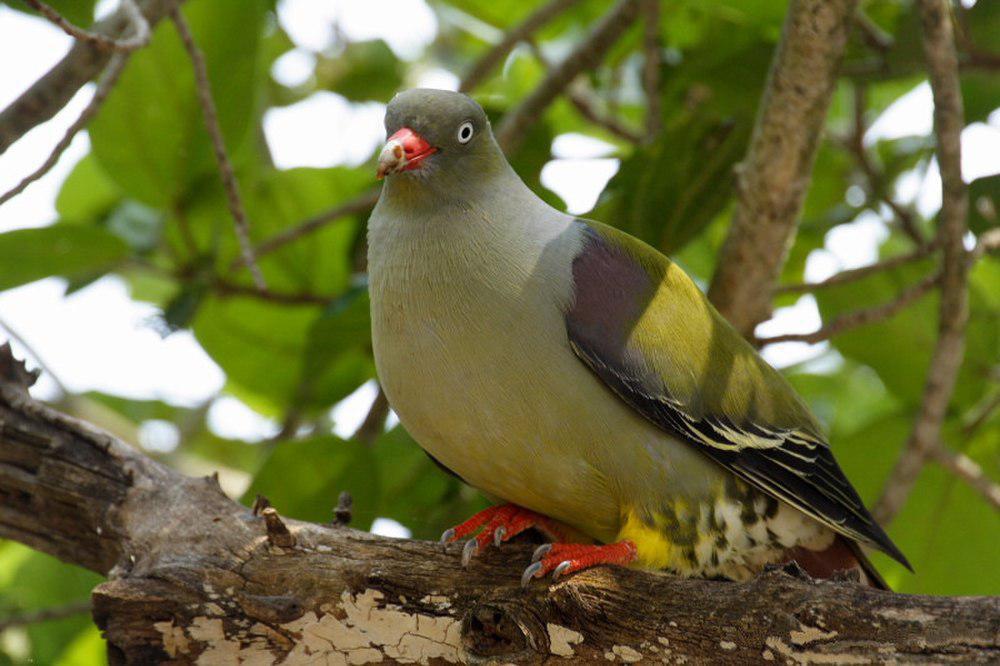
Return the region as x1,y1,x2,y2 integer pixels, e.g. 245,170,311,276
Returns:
457,121,474,144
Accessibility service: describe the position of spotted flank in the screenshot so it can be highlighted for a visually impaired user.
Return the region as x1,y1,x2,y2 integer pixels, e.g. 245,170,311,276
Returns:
617,477,833,580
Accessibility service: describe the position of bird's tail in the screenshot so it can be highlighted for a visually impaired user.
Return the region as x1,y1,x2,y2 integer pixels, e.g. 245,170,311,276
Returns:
786,535,890,590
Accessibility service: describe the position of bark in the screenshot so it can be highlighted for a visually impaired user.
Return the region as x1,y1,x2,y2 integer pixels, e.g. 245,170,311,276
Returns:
707,0,859,336
1,350,998,664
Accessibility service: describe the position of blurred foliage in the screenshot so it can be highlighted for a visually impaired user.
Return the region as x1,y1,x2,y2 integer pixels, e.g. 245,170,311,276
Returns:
1,0,999,660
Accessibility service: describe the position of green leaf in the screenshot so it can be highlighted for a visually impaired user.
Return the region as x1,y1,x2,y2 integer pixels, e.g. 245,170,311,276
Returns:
242,435,381,524
595,113,749,253
968,174,1000,234
55,153,121,224
0,225,128,291
317,40,403,103
105,200,164,253
89,0,266,206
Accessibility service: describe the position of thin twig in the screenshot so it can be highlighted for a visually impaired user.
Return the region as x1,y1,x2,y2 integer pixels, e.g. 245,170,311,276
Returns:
757,272,939,346
494,0,640,154
458,0,584,92
929,445,1000,512
640,0,662,141
961,392,1000,440
0,1,178,156
25,0,149,52
874,0,970,525
230,190,380,273
0,53,128,207
526,41,641,144
852,10,894,54
213,280,335,306
0,319,68,397
846,83,928,246
171,7,266,290
352,385,390,447
774,244,937,294
0,600,90,631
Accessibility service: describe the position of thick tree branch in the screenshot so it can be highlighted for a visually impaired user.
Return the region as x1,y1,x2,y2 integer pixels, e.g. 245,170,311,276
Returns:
707,0,860,337
0,0,179,156
1,349,998,663
873,0,970,526
494,0,640,154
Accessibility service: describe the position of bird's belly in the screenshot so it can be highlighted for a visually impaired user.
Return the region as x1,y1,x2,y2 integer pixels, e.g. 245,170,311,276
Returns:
373,285,628,540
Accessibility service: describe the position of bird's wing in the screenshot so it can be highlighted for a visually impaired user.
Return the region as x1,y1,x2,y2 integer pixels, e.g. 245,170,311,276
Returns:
564,219,909,568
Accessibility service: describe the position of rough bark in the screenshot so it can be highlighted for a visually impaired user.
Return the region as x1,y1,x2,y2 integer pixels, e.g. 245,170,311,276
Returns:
707,0,859,336
1,352,998,664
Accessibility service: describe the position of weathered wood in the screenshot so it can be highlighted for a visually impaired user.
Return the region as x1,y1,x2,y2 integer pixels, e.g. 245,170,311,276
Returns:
1,350,999,663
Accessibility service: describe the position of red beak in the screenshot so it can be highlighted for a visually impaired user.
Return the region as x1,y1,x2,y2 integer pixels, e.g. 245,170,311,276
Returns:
376,127,437,179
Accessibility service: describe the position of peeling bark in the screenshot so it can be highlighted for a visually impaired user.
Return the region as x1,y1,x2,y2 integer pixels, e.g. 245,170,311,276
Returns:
1,357,998,664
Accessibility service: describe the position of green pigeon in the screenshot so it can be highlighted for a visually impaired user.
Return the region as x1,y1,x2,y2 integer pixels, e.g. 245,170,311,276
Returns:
367,88,909,588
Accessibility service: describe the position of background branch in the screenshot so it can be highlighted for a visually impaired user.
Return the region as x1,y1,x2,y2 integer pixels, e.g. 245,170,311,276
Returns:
494,0,640,154
757,272,938,346
707,0,860,336
0,0,179,156
873,0,970,525
0,53,128,207
23,0,149,53
458,0,583,93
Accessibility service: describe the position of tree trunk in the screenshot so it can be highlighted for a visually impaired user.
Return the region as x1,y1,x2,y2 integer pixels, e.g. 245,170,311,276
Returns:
1,349,998,664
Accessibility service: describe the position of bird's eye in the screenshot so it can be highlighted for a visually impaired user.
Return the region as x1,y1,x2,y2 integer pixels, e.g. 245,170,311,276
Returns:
457,121,474,144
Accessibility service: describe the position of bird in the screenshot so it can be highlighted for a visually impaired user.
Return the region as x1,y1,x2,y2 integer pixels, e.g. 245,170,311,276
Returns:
367,88,910,589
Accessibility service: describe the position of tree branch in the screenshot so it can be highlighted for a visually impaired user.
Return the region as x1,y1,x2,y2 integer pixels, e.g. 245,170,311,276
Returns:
707,0,860,337
0,356,997,663
0,0,179,156
494,0,640,154
0,53,128,207
229,189,380,273
757,272,938,346
873,0,970,526
0,600,91,632
774,244,937,294
23,0,149,53
929,445,1000,512
171,7,265,290
458,0,584,93
640,0,662,141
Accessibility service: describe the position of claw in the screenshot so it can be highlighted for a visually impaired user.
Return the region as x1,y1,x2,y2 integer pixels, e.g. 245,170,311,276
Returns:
531,543,552,563
440,528,456,545
552,560,572,580
520,561,543,587
493,525,507,547
461,539,479,568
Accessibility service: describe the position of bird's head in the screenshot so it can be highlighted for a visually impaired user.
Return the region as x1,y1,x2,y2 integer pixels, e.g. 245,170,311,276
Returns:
376,89,501,186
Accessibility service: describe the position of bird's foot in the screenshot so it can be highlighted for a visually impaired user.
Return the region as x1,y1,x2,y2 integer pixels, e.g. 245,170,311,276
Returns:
440,503,561,567
520,540,637,587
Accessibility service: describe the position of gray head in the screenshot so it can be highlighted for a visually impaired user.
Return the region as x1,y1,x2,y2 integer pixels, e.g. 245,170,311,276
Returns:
376,89,506,189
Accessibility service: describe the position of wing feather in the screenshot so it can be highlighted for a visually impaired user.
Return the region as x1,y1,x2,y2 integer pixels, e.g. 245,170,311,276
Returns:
565,220,910,569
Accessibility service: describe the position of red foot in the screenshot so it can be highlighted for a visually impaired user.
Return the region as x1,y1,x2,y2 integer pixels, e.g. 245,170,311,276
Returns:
440,503,564,567
520,540,637,587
